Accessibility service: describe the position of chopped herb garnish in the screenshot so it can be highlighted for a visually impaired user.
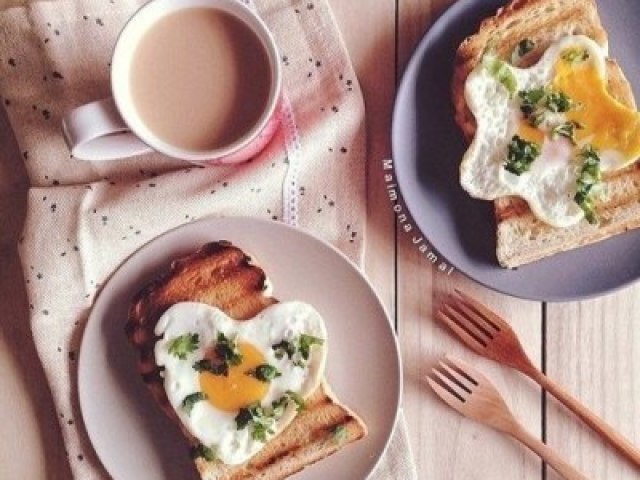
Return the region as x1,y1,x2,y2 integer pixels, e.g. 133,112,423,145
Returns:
190,444,217,462
273,334,325,367
271,390,306,414
298,334,324,361
504,135,541,175
519,87,546,113
193,332,243,376
182,392,207,415
511,38,535,64
193,358,229,376
574,145,602,224
235,403,275,442
234,406,255,430
251,421,272,443
167,333,199,360
551,121,583,144
518,87,547,127
234,392,307,442
272,339,296,360
283,390,306,412
332,425,349,444
518,87,575,126
215,332,243,366
271,396,289,417
562,48,590,64
246,364,282,382
545,91,573,113
483,56,517,96
529,110,547,128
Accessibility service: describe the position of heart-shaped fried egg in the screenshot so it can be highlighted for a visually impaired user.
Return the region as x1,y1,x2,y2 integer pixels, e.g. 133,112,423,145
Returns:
154,301,327,465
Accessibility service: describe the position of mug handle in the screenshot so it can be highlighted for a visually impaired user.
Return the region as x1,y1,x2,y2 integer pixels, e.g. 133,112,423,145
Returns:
62,98,153,161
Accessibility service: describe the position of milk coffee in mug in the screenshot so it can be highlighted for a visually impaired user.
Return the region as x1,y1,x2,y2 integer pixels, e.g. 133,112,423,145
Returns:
63,0,282,165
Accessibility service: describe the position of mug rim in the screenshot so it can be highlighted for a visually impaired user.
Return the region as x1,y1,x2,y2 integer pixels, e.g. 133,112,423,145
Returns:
110,0,282,162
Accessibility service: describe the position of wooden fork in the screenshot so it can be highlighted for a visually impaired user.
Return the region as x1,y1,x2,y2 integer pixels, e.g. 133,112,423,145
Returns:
436,289,640,469
428,356,589,480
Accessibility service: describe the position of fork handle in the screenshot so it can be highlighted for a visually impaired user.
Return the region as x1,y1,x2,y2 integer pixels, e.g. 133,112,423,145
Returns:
529,370,640,468
511,426,589,480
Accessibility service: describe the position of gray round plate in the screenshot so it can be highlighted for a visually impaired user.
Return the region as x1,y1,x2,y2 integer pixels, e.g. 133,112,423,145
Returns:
392,0,640,302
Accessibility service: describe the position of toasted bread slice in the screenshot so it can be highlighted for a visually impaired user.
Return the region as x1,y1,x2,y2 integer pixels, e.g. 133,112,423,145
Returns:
452,0,640,268
125,241,367,479
197,380,366,480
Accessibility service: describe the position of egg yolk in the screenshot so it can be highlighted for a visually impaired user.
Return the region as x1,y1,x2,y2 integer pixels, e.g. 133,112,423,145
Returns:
518,120,545,145
553,54,640,163
199,341,268,412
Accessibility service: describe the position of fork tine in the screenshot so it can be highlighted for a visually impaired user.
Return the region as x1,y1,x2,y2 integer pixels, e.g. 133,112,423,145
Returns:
436,309,488,350
429,367,467,403
442,356,480,387
442,302,494,341
426,375,466,404
437,360,474,394
450,297,498,337
454,289,501,331
444,355,486,385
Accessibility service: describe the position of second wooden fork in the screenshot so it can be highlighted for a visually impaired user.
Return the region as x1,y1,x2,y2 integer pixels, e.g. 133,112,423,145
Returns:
428,356,589,480
436,289,640,468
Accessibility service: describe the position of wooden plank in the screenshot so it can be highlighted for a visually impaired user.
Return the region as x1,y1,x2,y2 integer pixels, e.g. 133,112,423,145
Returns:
546,286,640,479
328,0,398,315
395,1,544,478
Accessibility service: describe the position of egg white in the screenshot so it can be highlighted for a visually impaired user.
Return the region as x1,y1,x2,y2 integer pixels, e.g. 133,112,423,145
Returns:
460,35,612,228
154,301,327,465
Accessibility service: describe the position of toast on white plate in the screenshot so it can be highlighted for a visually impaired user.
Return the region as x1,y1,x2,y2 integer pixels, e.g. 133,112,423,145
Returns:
126,241,367,480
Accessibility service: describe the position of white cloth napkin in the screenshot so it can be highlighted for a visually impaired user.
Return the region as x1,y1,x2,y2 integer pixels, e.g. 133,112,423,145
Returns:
0,0,416,478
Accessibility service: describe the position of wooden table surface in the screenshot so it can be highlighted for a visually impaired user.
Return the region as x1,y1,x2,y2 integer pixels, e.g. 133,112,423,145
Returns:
1,0,638,479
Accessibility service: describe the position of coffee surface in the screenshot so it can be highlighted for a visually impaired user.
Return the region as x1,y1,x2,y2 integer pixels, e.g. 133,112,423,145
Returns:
130,7,272,152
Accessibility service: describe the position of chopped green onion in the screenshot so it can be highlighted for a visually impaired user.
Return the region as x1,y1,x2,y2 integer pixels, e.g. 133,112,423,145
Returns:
504,135,541,176
551,121,583,144
235,403,276,442
234,392,307,442
272,339,296,360
167,333,199,360
574,145,602,224
298,334,324,361
182,392,207,415
545,91,573,113
483,57,517,96
215,332,243,366
284,390,306,412
193,358,229,376
518,87,575,127
246,364,282,383
190,444,217,462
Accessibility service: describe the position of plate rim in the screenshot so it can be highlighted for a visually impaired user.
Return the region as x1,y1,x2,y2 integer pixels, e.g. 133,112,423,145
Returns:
78,215,403,479
391,0,640,303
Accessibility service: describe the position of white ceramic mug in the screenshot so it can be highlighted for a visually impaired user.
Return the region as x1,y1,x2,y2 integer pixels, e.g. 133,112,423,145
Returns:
62,0,282,166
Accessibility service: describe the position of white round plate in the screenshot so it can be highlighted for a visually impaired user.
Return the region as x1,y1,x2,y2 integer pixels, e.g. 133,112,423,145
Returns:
78,216,401,480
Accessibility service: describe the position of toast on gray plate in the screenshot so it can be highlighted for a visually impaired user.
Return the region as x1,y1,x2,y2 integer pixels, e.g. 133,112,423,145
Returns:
452,0,640,268
126,241,367,480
